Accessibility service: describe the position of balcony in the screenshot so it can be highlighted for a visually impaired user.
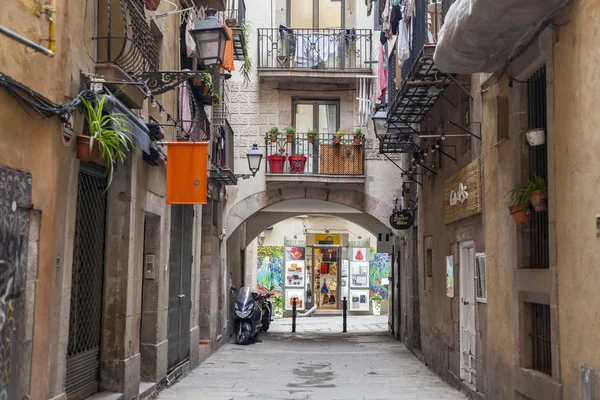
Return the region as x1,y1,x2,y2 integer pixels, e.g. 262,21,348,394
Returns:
257,28,373,84
265,133,365,184
218,0,247,60
209,120,237,186
95,0,159,109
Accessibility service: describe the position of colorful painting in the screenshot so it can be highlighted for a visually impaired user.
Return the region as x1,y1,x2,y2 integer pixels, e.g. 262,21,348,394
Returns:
369,248,389,299
257,246,284,295
446,255,454,298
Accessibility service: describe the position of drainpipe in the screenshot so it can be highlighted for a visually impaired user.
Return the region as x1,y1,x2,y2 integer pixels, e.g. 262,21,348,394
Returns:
0,1,56,57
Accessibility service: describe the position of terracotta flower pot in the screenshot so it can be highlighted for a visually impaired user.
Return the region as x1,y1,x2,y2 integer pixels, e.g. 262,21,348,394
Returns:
267,155,287,173
529,189,548,212
508,204,531,224
333,136,341,145
77,135,106,166
286,134,294,143
145,0,160,11
269,135,278,143
288,155,307,174
308,136,315,144
354,136,362,145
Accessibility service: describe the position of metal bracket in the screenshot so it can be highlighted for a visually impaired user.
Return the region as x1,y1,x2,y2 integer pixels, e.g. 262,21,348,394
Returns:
383,153,422,186
141,70,208,95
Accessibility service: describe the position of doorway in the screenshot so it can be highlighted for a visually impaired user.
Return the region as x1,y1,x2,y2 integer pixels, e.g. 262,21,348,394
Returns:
66,163,107,399
312,246,341,310
167,205,193,371
459,241,476,386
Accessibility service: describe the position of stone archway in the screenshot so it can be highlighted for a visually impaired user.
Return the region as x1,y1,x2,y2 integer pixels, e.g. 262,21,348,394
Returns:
226,186,395,239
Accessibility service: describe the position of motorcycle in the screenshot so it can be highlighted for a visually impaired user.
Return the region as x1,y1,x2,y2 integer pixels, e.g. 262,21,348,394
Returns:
231,286,272,345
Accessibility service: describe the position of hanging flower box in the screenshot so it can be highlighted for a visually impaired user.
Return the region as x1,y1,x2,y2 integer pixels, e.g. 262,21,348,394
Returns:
77,135,107,167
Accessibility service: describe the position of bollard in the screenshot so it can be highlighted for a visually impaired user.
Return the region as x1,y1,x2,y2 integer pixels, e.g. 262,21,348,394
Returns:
342,297,347,333
292,297,297,333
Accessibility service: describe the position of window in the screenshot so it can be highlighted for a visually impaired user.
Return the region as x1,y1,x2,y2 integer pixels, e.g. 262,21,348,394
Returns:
530,303,552,375
425,248,433,291
374,0,387,30
288,0,343,29
475,253,487,302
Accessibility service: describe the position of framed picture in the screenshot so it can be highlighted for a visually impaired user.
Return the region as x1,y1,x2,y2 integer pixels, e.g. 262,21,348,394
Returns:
341,260,349,277
285,246,305,261
285,289,305,311
352,248,367,262
350,262,369,288
285,260,305,287
349,289,370,311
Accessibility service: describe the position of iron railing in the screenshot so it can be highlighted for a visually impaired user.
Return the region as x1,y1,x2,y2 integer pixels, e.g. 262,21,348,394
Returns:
178,82,211,141
531,303,552,375
266,133,365,175
211,120,235,172
257,28,373,70
95,0,159,77
218,0,246,27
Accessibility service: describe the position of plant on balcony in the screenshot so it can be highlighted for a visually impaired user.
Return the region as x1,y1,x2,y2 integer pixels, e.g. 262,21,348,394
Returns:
267,126,280,143
267,154,287,173
211,92,221,105
78,95,134,188
353,128,363,145
240,20,252,86
284,126,296,143
333,129,344,145
505,184,531,224
289,152,307,174
193,72,213,97
524,174,548,212
307,128,319,144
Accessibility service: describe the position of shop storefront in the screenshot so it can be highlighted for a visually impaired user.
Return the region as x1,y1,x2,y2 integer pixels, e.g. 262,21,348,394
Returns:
283,234,372,313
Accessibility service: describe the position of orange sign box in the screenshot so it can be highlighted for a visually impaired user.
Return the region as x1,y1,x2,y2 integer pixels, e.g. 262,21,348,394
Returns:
166,142,209,204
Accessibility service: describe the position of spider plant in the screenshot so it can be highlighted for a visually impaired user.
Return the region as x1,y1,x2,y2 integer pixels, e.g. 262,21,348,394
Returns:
80,95,134,188
240,20,252,86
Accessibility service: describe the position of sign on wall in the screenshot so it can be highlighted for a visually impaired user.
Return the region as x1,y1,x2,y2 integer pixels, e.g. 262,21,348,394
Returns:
443,158,482,224
389,209,414,230
446,255,454,298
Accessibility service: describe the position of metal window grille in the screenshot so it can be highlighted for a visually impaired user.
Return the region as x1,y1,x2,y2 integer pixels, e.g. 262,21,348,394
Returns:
66,163,108,399
527,66,549,268
475,253,487,301
531,303,552,375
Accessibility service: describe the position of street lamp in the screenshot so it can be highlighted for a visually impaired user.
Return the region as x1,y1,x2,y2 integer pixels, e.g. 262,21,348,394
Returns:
190,8,230,68
372,106,388,136
236,144,263,180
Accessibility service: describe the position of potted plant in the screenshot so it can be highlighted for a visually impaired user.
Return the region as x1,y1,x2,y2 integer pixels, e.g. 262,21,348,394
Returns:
270,294,283,318
267,126,280,143
505,184,531,224
307,128,319,144
525,174,548,212
267,153,287,173
526,128,546,146
78,95,134,188
333,129,344,145
371,293,382,316
284,126,296,143
288,152,307,174
353,128,363,145
211,92,221,105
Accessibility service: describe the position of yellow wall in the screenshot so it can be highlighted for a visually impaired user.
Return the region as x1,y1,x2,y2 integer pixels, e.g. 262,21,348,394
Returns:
554,0,600,398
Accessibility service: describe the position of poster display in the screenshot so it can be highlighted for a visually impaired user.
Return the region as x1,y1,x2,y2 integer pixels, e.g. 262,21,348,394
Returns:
446,255,454,298
341,260,349,277
285,288,305,310
352,248,367,261
285,247,305,288
350,261,369,288
349,289,370,311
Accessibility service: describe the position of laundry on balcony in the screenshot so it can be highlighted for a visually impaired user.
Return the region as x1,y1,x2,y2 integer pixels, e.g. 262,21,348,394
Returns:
294,33,340,69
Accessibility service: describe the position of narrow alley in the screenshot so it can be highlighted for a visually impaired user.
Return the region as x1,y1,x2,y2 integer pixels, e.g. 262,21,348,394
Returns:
157,317,467,400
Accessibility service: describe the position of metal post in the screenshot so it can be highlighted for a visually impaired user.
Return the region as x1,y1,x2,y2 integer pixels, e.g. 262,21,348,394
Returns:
342,297,347,333
292,297,297,333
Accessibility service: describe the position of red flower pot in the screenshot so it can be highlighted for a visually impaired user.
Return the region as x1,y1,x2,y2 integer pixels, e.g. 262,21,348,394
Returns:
289,155,307,174
267,155,287,173
508,204,531,224
77,135,106,166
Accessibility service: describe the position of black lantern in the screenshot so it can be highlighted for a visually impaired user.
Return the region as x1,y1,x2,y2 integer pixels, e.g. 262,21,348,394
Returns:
190,8,231,67
371,107,387,136
246,144,263,176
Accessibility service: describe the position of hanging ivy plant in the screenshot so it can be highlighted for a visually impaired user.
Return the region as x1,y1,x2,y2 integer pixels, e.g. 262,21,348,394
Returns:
240,20,252,86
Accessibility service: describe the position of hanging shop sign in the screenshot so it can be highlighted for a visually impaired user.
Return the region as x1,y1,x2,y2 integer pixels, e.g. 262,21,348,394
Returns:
443,158,482,224
389,209,414,230
166,142,208,204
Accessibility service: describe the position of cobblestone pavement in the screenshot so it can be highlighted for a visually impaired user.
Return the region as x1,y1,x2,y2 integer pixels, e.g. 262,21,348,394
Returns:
157,316,467,400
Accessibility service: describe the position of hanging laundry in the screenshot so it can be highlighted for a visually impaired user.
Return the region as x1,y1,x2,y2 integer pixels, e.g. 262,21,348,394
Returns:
391,0,402,35
220,24,235,72
403,0,415,23
377,44,388,101
397,21,410,68
380,31,388,45
185,10,198,58
382,0,393,39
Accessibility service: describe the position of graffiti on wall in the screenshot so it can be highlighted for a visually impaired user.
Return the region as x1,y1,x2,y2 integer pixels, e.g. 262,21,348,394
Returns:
369,248,389,299
256,246,283,295
0,167,32,400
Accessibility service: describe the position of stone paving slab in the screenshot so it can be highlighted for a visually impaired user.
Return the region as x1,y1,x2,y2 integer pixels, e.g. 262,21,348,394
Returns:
157,316,467,400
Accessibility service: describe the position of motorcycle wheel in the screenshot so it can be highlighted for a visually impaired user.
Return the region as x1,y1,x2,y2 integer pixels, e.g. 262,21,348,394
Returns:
236,324,253,345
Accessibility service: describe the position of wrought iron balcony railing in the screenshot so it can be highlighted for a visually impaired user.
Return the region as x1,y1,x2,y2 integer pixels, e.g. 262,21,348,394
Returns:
257,28,373,71
209,120,236,185
95,0,159,78
266,133,365,175
218,0,245,28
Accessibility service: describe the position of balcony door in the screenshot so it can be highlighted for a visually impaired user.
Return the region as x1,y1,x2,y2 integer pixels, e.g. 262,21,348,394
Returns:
288,0,344,29
294,100,339,174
